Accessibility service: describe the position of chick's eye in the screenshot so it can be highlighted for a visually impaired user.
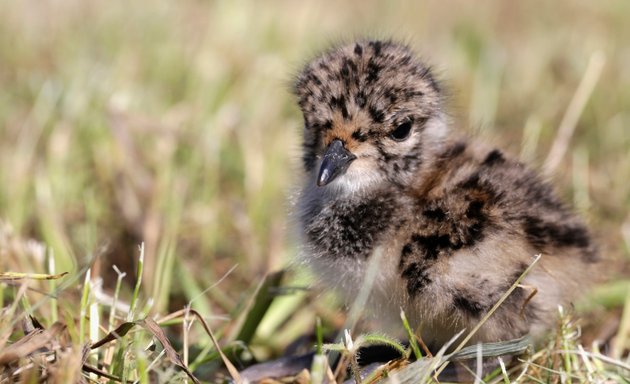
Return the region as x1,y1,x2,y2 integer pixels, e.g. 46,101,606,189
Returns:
390,121,413,141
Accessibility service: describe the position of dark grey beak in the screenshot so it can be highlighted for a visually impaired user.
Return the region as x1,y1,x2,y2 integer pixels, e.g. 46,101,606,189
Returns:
317,139,356,186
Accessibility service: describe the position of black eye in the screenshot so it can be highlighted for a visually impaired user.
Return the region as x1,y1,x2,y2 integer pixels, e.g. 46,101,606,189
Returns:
390,121,413,141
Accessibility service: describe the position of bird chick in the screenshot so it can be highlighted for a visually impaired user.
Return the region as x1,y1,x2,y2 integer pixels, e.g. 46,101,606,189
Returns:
293,40,599,347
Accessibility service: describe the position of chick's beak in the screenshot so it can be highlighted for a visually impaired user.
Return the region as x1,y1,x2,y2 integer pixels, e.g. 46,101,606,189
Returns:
317,139,356,187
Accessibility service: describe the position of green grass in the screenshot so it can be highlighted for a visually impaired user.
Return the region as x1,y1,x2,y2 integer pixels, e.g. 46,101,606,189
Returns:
1,0,629,382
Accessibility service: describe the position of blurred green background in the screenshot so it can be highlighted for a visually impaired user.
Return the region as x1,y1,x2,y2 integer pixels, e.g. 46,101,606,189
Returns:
1,0,629,358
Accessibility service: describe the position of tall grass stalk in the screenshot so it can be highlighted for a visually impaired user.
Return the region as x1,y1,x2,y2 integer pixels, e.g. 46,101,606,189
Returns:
128,243,145,322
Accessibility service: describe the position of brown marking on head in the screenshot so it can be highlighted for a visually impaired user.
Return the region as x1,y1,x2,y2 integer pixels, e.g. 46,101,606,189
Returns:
323,112,374,151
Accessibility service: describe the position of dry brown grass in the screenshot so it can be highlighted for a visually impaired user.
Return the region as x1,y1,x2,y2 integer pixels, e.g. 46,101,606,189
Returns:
0,1,628,382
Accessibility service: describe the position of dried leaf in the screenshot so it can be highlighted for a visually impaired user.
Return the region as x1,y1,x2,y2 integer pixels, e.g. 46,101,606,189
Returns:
0,271,68,281
139,318,200,384
0,322,66,365
240,353,314,383
156,308,243,383
28,315,45,331
186,308,243,383
82,363,133,383
90,321,137,349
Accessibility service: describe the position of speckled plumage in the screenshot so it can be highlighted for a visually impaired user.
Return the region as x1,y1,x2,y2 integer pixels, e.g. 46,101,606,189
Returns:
293,40,599,347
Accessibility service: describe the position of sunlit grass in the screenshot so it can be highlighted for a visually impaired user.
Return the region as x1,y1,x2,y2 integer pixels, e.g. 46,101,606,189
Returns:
0,0,629,382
